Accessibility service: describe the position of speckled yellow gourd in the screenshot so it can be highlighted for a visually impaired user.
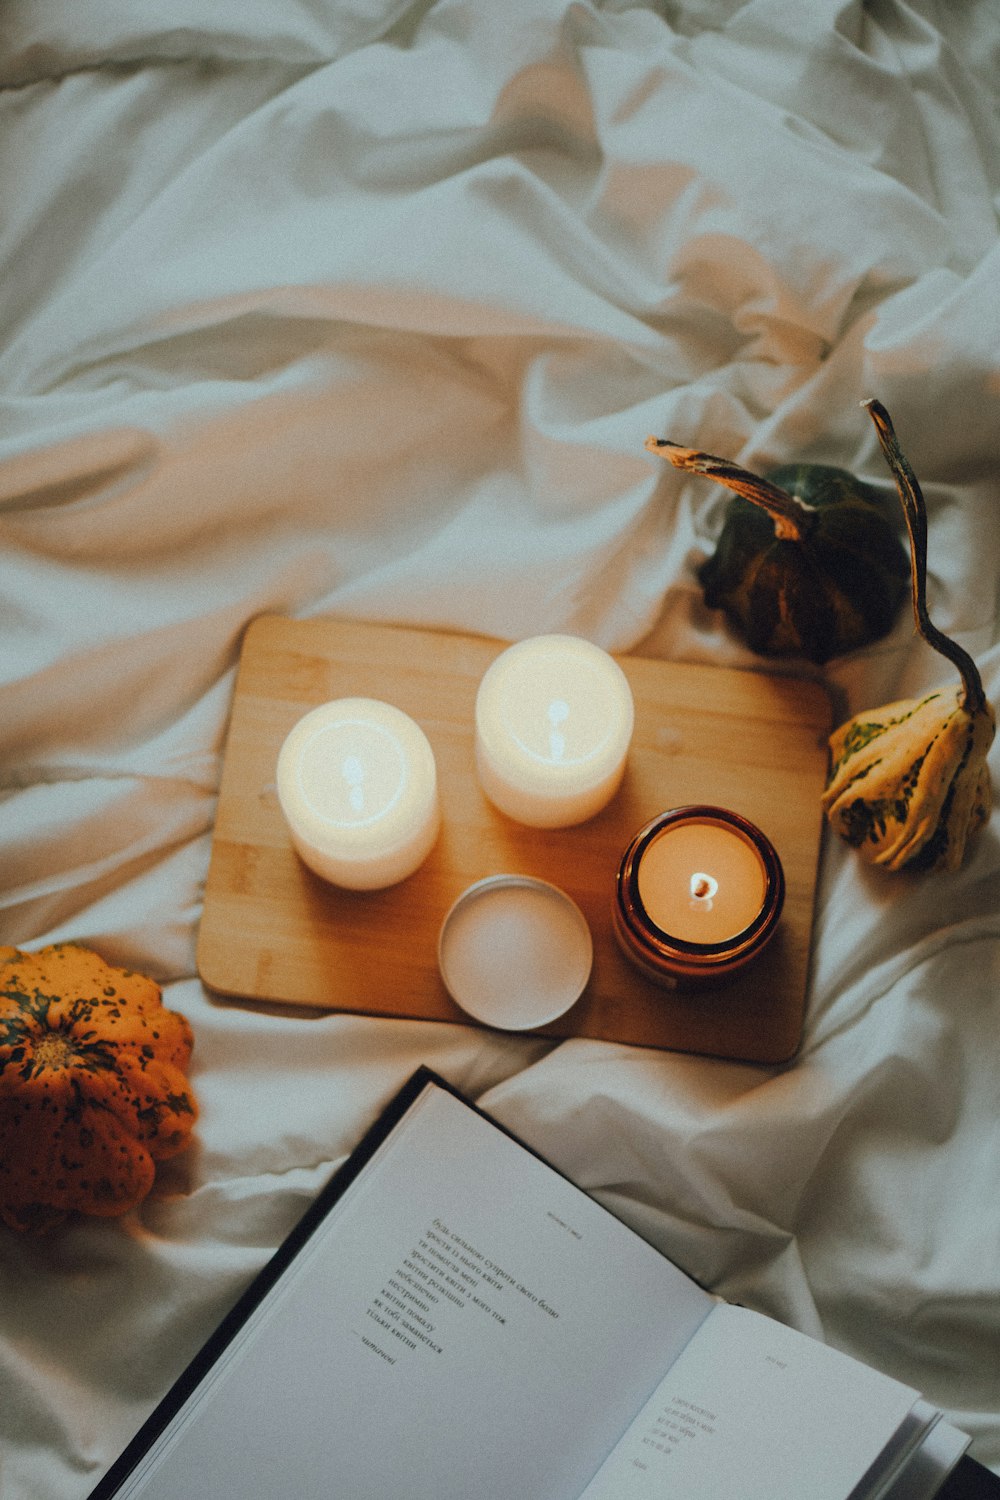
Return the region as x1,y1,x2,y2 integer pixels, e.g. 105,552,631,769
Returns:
0,943,198,1232
822,400,995,872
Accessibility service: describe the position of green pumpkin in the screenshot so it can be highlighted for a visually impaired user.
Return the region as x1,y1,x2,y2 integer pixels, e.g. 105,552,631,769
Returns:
645,439,910,664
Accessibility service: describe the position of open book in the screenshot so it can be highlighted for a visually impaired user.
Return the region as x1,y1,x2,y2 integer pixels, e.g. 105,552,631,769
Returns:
89,1069,969,1500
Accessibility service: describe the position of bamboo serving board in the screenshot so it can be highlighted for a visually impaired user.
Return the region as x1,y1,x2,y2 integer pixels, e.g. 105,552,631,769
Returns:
197,615,833,1063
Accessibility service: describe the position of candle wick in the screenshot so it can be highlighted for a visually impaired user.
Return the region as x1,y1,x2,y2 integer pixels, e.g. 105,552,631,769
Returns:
689,872,719,906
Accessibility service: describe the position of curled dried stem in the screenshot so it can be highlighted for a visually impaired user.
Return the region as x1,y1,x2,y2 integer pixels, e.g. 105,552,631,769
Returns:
863,398,986,716
644,435,816,542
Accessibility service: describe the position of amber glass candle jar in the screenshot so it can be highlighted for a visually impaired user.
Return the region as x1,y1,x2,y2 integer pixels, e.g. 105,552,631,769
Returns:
613,806,784,989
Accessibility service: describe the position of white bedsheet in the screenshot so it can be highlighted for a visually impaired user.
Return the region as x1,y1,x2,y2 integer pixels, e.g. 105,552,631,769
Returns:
2,3,999,1496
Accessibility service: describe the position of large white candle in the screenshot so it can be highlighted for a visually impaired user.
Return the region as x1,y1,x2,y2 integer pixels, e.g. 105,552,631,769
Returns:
474,635,635,828
276,698,440,890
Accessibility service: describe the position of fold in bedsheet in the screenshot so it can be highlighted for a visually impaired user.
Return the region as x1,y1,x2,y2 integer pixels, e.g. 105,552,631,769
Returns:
1,3,999,1497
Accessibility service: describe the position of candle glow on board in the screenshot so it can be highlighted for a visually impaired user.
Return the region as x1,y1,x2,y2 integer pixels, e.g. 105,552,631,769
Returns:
474,635,635,828
276,698,440,890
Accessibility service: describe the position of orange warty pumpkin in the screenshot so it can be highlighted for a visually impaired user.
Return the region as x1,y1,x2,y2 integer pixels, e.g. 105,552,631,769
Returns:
0,943,198,1232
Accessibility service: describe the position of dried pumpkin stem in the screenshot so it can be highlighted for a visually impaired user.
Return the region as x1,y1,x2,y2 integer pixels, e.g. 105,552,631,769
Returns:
863,398,986,717
644,436,816,542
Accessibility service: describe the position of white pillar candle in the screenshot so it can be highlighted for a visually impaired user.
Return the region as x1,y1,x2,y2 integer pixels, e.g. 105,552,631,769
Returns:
276,698,440,890
474,634,635,828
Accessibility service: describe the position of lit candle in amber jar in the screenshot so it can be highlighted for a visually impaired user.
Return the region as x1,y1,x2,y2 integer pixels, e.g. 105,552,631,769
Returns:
613,806,784,988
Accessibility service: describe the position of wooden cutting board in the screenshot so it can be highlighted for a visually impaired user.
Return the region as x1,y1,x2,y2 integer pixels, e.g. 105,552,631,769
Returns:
197,615,832,1063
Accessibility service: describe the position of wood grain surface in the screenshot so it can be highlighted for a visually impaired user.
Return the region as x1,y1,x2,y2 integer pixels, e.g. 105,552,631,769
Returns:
196,615,833,1062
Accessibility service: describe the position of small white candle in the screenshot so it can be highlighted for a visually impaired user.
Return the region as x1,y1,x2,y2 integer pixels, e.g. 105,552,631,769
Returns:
276,698,440,890
474,634,635,828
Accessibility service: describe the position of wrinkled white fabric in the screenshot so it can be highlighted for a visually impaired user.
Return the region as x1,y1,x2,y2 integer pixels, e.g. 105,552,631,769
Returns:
1,1,998,1496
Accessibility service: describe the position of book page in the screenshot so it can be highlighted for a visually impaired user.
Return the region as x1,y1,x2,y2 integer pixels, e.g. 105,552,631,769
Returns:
116,1081,713,1500
578,1302,923,1500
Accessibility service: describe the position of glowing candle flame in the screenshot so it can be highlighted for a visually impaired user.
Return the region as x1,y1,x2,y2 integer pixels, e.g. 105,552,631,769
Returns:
342,754,366,813
547,699,569,762
689,871,718,909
